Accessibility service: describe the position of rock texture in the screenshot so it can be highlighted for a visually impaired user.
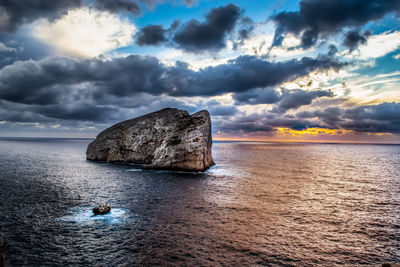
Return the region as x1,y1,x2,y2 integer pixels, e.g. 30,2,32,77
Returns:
86,108,215,171
93,203,111,216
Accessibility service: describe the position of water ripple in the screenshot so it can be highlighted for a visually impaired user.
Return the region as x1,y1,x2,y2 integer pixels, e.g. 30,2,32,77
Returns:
1,138,400,266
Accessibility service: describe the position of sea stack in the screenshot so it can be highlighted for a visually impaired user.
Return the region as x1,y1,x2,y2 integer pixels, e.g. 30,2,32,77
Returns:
86,108,215,171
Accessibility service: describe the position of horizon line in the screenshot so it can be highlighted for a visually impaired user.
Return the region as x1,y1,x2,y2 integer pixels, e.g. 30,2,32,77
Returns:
1,136,399,145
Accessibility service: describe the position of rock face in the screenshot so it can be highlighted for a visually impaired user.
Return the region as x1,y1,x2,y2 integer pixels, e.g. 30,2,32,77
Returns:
0,233,6,267
86,108,215,171
93,203,111,216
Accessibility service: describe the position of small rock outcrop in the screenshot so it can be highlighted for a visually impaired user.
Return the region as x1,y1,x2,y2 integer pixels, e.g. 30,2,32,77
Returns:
86,108,215,171
93,203,111,216
0,233,6,267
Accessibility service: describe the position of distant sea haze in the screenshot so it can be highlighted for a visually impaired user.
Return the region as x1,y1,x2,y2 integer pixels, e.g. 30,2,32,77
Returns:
0,137,399,266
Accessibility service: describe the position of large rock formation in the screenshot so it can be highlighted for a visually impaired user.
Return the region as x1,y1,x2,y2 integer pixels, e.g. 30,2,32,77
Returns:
86,108,215,171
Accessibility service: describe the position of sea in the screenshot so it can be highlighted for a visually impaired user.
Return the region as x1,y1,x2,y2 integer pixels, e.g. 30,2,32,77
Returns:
0,137,399,266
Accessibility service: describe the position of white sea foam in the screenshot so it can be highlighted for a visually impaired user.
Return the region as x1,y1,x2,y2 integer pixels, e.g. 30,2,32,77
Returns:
126,165,247,176
58,207,130,224
206,165,248,177
126,168,203,174
126,168,144,172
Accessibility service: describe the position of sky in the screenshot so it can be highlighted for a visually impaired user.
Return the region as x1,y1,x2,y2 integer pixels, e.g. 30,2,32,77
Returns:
0,0,400,143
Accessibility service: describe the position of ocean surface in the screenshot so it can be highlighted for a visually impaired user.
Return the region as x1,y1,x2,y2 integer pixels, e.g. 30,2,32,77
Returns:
0,137,400,266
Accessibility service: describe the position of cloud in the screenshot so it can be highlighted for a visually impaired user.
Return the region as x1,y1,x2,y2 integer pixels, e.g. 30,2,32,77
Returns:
32,8,136,57
343,31,370,52
217,111,314,133
201,99,238,116
136,4,256,53
233,87,281,105
94,0,197,15
233,87,333,112
0,42,17,52
0,0,82,32
0,53,344,126
215,101,400,137
237,17,254,41
137,4,244,53
0,33,56,69
94,0,140,15
342,102,400,133
183,0,197,7
271,0,400,49
35,103,120,122
139,0,197,9
164,55,344,96
0,0,197,33
295,102,400,133
349,31,400,60
276,89,333,111
136,25,167,46
0,54,344,105
173,4,241,52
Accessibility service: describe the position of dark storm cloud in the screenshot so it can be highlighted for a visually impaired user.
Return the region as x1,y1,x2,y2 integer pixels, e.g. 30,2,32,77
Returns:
136,4,254,52
237,17,254,40
327,44,338,57
35,104,120,122
216,102,400,135
271,0,400,49
0,100,119,123
201,100,238,116
233,87,333,111
0,54,343,123
0,0,198,34
276,89,333,111
95,0,197,14
172,4,241,52
295,103,400,133
314,107,343,125
296,106,344,130
0,100,51,123
165,55,344,96
342,102,400,133
0,54,344,105
0,33,55,69
208,105,238,116
0,0,82,32
140,0,197,9
94,0,140,15
136,25,167,46
233,87,281,105
218,112,314,133
343,31,370,51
